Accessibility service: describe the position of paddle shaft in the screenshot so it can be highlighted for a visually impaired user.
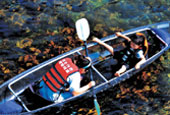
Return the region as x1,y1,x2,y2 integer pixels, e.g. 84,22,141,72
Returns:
84,42,96,98
84,42,100,115
75,18,100,115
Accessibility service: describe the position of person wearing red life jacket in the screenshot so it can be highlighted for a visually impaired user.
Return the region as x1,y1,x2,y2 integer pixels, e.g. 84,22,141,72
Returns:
38,55,95,102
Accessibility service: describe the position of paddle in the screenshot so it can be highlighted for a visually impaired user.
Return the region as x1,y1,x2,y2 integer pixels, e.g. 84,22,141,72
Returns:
76,18,101,115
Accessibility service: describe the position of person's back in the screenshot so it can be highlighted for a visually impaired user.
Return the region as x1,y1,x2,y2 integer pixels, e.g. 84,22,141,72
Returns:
38,55,95,102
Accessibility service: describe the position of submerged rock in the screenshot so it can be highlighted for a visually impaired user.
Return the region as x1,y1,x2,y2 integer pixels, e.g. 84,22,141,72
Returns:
71,1,87,12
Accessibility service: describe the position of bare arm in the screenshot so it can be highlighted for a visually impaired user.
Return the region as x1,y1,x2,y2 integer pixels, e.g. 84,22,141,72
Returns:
72,81,95,96
135,57,146,69
115,32,131,42
92,37,114,55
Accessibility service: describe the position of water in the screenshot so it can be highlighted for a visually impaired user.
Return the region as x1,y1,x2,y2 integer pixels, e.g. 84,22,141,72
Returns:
0,0,170,114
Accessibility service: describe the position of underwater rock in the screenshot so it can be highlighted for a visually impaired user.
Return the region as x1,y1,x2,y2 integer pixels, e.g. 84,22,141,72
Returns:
12,47,27,53
71,1,87,12
0,28,12,38
20,1,41,15
0,50,11,55
0,21,13,38
5,54,20,60
46,0,66,7
21,1,40,11
0,20,26,38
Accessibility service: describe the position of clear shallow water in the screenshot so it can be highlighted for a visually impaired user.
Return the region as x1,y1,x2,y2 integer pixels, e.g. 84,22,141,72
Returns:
0,0,170,114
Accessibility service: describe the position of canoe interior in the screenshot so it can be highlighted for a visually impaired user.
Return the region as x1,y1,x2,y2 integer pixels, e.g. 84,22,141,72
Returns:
14,28,167,112
91,29,167,81
1,21,170,113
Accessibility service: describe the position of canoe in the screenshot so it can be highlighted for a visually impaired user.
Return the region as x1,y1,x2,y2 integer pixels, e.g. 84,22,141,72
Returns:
0,21,170,114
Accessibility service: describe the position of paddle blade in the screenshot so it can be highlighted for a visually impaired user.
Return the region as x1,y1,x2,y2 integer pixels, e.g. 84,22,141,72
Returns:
75,18,90,41
94,99,101,115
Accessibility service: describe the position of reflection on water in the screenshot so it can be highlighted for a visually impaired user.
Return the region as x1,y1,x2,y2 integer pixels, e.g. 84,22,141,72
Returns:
0,0,170,114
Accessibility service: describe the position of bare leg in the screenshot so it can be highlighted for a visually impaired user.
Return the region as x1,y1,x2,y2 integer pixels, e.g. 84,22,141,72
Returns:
92,37,114,55
114,65,127,77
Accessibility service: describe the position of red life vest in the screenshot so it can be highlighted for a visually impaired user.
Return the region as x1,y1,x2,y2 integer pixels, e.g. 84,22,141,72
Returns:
43,58,79,92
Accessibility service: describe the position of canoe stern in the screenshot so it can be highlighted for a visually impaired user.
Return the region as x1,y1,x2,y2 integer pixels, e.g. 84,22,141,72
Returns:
151,28,170,45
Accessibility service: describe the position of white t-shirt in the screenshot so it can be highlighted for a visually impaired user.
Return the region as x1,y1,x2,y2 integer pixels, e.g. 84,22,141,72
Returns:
57,72,82,102
136,50,144,59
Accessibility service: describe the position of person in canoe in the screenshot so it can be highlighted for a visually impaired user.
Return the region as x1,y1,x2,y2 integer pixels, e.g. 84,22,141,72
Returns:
36,55,95,102
92,32,148,77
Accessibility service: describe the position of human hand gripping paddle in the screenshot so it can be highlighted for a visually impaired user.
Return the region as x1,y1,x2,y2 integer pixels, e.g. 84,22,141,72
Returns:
76,18,101,115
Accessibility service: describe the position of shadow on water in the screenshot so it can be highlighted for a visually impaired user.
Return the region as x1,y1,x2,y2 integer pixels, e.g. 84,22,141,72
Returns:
0,0,170,114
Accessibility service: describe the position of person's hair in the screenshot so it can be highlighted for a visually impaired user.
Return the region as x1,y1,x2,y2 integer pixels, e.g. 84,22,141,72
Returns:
74,55,91,69
131,32,145,46
131,32,148,56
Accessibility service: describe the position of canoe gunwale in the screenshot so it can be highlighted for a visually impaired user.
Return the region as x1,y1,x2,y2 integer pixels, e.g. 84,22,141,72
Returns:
25,42,170,113
24,25,170,113
1,21,170,114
